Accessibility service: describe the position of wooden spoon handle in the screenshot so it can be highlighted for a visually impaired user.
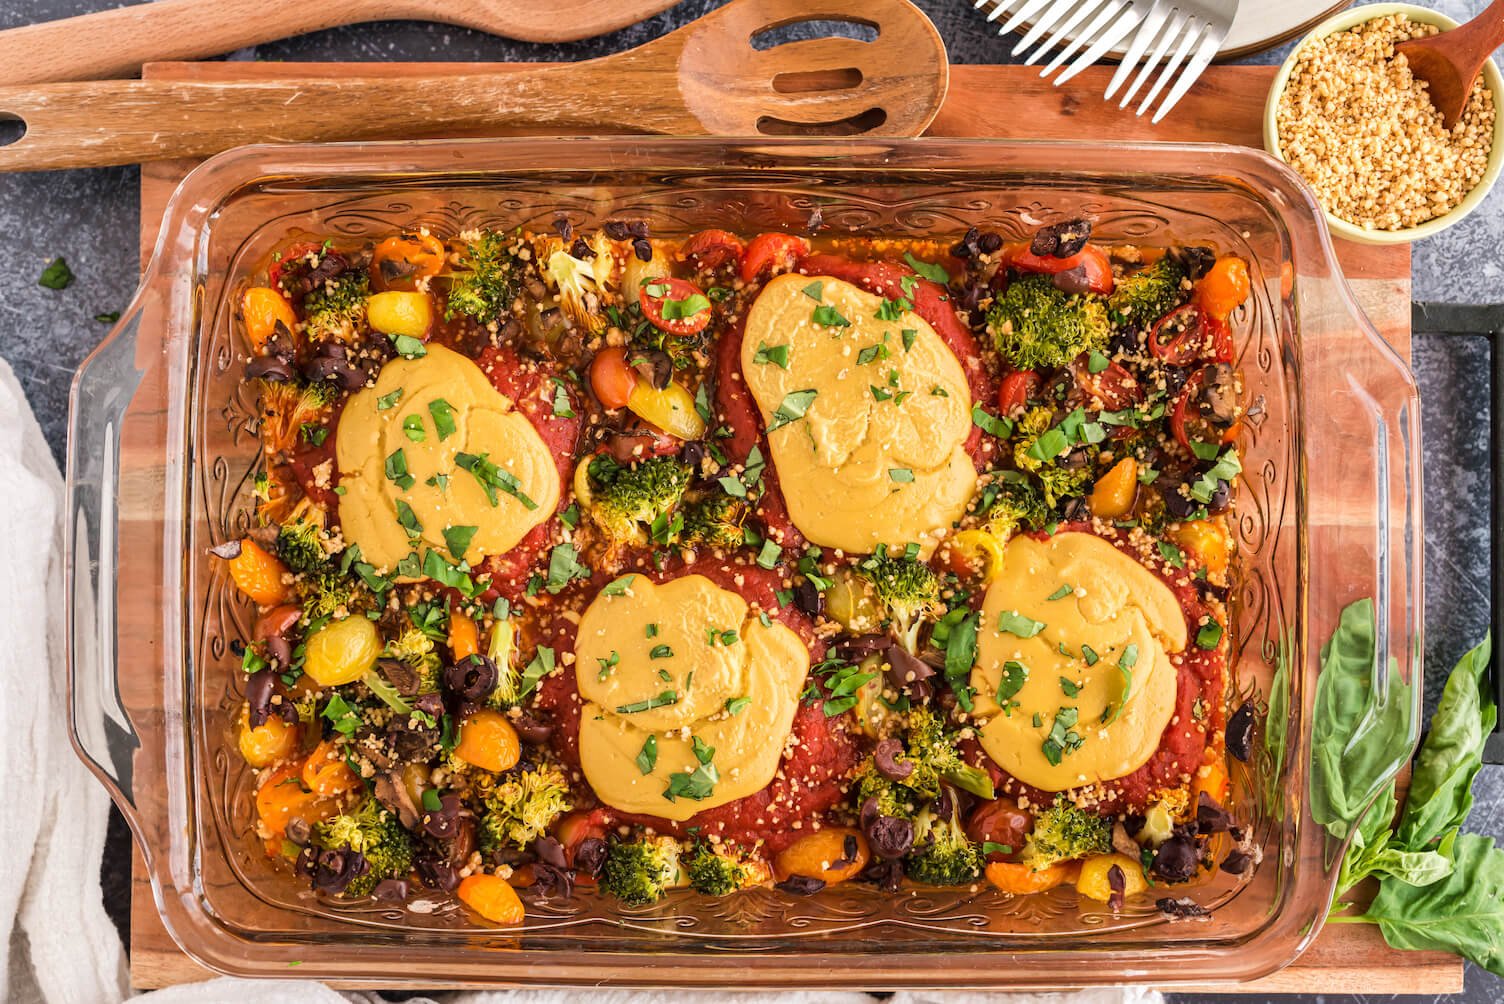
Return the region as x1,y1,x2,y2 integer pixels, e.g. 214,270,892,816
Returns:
0,0,686,87
0,71,695,171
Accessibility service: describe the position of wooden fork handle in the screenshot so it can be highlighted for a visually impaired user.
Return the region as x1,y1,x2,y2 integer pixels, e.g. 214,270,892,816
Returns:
0,72,695,172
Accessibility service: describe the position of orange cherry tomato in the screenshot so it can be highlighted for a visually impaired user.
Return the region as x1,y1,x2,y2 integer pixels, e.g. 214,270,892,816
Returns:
679,229,745,271
1194,256,1250,322
740,232,810,283
226,539,293,607
589,346,639,410
454,708,521,773
301,739,361,798
449,612,480,661
1003,242,1114,295
240,287,298,355
996,370,1041,416
255,761,337,838
372,232,446,290
457,873,526,924
639,276,713,336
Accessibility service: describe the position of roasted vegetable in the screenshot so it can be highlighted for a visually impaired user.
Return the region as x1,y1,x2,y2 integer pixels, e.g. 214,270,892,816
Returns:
853,545,942,655
446,230,522,324
310,797,414,897
905,799,984,886
478,763,573,852
988,275,1110,371
302,270,370,343
599,836,683,906
1106,257,1186,327
1019,798,1113,872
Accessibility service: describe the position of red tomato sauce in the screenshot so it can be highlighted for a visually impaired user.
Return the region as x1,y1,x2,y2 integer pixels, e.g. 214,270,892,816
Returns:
963,523,1227,816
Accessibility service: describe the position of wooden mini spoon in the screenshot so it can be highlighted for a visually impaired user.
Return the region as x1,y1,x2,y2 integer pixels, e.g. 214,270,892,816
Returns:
0,0,948,172
1395,0,1504,130
0,0,683,87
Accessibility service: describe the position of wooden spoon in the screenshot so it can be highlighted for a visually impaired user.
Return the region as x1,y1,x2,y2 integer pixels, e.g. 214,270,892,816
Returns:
0,0,683,87
0,0,948,172
1395,0,1504,130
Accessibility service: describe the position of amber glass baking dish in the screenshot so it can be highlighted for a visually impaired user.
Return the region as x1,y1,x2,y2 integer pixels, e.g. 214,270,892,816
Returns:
64,137,1422,989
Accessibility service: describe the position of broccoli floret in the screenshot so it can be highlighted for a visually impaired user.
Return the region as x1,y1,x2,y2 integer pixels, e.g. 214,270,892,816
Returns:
276,515,330,575
599,835,683,906
310,797,414,897
478,763,573,852
853,545,941,654
297,569,360,621
1106,257,1186,327
302,269,369,343
385,627,442,694
1018,798,1113,871
584,454,693,554
542,232,614,336
257,379,333,455
905,800,983,886
854,707,994,820
983,474,1051,541
446,230,522,324
678,492,749,552
1013,407,1095,508
682,841,766,896
988,275,1110,371
484,618,523,709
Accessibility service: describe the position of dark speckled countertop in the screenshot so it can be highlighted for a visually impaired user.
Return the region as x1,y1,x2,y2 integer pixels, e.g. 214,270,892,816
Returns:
0,0,1500,998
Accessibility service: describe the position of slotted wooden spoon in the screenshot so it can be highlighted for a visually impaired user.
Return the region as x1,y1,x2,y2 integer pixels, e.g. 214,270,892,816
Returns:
0,0,683,87
0,0,947,171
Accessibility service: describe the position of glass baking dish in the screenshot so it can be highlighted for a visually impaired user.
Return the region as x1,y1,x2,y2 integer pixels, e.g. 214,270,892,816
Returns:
64,137,1423,989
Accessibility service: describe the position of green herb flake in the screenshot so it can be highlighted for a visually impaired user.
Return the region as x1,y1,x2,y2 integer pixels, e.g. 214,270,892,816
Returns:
754,341,791,369
903,252,949,284
38,257,73,290
725,696,751,716
617,690,680,714
650,644,674,659
811,304,850,328
377,388,404,411
767,388,818,433
1158,540,1185,568
402,414,426,443
602,574,637,597
756,539,782,570
635,735,659,775
889,468,914,483
390,332,427,358
455,451,538,510
801,281,824,301
385,448,415,491
971,404,1014,438
545,542,591,594
1196,620,1223,650
1046,584,1072,601
997,610,1046,638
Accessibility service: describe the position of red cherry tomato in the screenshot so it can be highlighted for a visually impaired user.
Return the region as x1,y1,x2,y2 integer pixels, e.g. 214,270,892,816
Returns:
639,276,713,336
1004,242,1114,295
1169,366,1240,453
556,809,611,871
1069,354,1143,412
740,233,811,283
966,797,1033,864
1149,304,1234,367
997,369,1042,416
679,229,746,271
266,241,324,298
589,346,638,410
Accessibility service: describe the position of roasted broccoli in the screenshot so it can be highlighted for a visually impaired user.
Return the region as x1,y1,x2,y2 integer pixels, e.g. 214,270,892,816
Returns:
1013,407,1094,508
276,513,331,574
1106,257,1186,328
682,841,766,896
853,545,942,654
477,763,573,852
1018,797,1113,871
256,379,333,455
983,474,1052,541
446,230,522,324
677,492,749,552
542,232,614,336
384,626,442,694
583,454,693,555
905,799,984,886
854,707,995,819
988,275,1110,371
309,797,414,897
302,269,370,343
598,835,684,906
484,618,523,708
297,569,360,622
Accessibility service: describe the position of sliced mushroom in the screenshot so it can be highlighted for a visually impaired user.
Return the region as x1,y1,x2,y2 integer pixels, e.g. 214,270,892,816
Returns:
373,770,421,830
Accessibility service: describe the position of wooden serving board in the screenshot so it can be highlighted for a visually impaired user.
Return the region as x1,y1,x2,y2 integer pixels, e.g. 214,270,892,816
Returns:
126,61,1454,993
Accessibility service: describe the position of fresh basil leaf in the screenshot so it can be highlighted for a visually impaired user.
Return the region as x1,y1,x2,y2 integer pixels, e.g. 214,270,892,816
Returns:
997,609,1045,638
1362,833,1504,976
903,251,949,284
767,388,818,433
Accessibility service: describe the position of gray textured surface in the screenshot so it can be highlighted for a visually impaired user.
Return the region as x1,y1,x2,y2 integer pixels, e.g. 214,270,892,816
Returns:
0,0,1500,997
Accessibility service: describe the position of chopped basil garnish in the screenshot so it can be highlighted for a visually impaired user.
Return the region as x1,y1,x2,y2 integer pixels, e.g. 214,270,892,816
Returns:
617,690,680,714
903,252,949,284
811,304,849,328
997,610,1046,638
766,388,818,433
455,451,538,510
754,341,790,369
635,735,658,775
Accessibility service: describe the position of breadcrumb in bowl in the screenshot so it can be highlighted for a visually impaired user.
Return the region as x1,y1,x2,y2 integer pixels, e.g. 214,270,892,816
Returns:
1263,3,1504,245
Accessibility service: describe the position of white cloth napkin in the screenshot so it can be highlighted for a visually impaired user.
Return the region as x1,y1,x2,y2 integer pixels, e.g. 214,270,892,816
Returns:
0,356,1160,1004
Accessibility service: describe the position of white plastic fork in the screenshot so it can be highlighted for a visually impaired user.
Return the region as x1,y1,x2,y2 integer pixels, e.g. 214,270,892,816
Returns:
972,0,1238,123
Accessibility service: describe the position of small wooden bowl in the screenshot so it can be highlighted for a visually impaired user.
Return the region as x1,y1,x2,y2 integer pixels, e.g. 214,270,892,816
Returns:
1263,2,1504,246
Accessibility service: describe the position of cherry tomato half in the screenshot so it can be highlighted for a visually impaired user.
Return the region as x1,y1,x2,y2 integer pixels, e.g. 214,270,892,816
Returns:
1169,366,1240,453
267,241,324,298
1069,354,1143,413
639,276,713,336
679,229,746,272
1148,304,1233,367
740,233,811,283
1003,242,1115,295
966,797,1033,864
372,232,445,290
589,346,638,410
997,369,1042,416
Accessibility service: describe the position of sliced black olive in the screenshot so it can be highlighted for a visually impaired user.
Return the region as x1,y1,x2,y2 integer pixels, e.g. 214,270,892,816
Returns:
1031,218,1092,259
950,227,981,259
245,355,296,382
776,875,826,895
513,711,555,746
442,654,499,702
1227,700,1256,761
1196,792,1234,835
372,878,411,901
865,815,915,860
1156,896,1211,919
1107,864,1127,913
569,237,595,260
245,669,277,728
1151,834,1200,883
1169,246,1215,280
1220,849,1252,875
1051,264,1095,296
793,578,824,619
310,847,370,895
421,794,465,840
575,837,608,878
1164,484,1202,520
873,737,914,782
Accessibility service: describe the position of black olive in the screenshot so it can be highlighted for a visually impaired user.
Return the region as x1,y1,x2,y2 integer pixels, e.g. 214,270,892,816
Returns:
1031,218,1092,259
830,834,860,870
245,669,277,728
950,227,981,259
1196,792,1234,835
793,578,824,619
1051,264,1096,296
575,837,608,878
679,440,707,471
413,848,460,891
1162,365,1191,397
1152,835,1200,883
1206,478,1231,512
421,794,465,840
532,862,575,899
873,737,914,782
776,875,826,895
569,237,594,260
264,633,292,669
552,217,573,240
1227,700,1256,761
632,238,653,263
865,815,915,860
883,644,934,698
602,220,631,240
310,847,370,895
303,355,367,391
513,711,555,745
1107,863,1127,913
1220,849,1252,875
626,220,650,240
1170,246,1216,280
1164,484,1202,520
978,231,1003,253
1157,896,1211,919
245,355,295,382
860,857,905,891
835,633,890,660
1109,326,1143,356
372,878,411,902
442,654,499,702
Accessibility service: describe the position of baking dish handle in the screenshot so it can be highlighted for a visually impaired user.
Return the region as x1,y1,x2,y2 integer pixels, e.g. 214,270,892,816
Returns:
64,300,154,816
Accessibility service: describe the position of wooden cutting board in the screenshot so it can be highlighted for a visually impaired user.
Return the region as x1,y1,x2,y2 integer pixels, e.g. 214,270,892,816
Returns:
126,61,1453,993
